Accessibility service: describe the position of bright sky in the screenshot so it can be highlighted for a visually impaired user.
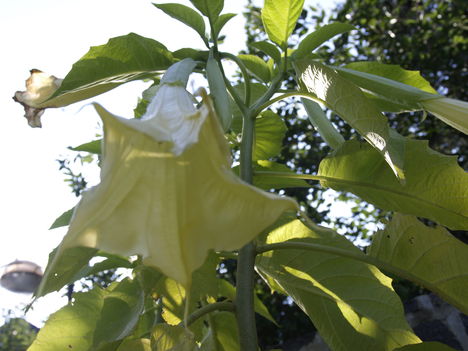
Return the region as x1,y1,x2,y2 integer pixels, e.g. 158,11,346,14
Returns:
1,0,338,327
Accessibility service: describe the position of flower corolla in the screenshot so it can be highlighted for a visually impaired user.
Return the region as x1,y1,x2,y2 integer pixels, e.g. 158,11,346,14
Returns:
40,84,298,289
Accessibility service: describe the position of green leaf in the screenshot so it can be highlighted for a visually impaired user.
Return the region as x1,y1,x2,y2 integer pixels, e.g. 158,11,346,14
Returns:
42,33,173,107
213,13,236,39
294,22,355,58
29,279,144,351
318,139,468,230
256,218,421,351
206,50,232,130
261,0,305,48
70,139,102,154
394,341,458,351
301,98,344,149
199,312,240,351
238,54,272,83
253,110,287,161
172,48,209,61
230,83,268,133
49,207,75,229
151,324,198,351
216,279,276,325
368,214,468,314
252,160,309,190
36,246,98,297
116,339,151,351
295,59,405,180
189,0,223,21
153,3,207,44
250,40,282,63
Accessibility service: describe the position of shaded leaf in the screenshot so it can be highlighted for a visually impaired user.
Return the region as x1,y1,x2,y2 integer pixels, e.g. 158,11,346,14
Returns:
238,54,272,83
295,59,405,179
116,339,151,351
294,22,355,58
199,312,240,351
151,324,198,351
250,40,282,63
261,0,305,48
252,160,309,190
172,48,209,61
213,13,236,39
189,0,223,21
368,214,468,313
254,110,287,161
206,50,232,130
256,218,421,351
153,3,207,44
394,341,457,351
29,279,144,351
49,207,75,229
318,139,468,230
43,33,173,107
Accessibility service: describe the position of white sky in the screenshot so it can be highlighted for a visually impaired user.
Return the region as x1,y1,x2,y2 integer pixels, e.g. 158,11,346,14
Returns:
1,0,338,327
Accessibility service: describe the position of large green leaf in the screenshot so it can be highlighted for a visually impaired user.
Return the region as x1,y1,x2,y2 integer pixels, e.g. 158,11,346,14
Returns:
295,59,405,179
238,54,272,83
29,279,144,351
334,62,436,112
318,139,468,230
116,339,151,351
213,13,236,39
368,214,468,313
294,22,355,58
256,218,420,351
42,33,173,107
153,3,207,44
253,110,287,161
261,0,305,48
189,0,223,21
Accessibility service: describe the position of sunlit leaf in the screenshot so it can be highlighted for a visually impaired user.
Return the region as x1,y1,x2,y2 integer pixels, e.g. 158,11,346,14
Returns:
254,110,287,161
261,0,305,48
368,214,468,313
318,139,468,230
153,3,207,44
69,139,102,154
294,22,355,58
256,218,421,351
29,279,144,351
43,33,173,107
295,59,405,179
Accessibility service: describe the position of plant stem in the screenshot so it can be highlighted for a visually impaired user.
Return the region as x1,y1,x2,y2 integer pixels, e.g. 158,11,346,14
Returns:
185,301,235,327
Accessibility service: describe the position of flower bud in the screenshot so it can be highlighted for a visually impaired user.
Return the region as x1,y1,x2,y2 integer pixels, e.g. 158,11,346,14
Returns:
13,69,62,127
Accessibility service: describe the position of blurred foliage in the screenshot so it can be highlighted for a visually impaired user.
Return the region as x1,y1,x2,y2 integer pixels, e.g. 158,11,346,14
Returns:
0,311,37,351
